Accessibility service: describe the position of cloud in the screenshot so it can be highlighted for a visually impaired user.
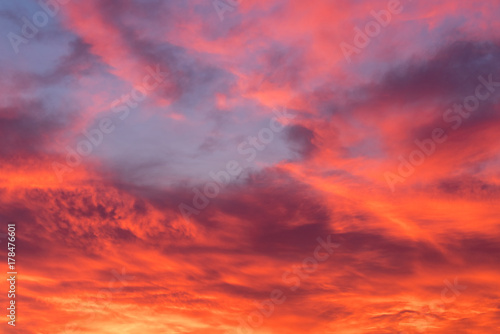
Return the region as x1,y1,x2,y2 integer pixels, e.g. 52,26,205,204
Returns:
1,0,500,333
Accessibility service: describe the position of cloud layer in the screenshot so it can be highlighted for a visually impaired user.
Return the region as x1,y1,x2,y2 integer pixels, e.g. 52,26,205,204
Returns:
1,0,499,333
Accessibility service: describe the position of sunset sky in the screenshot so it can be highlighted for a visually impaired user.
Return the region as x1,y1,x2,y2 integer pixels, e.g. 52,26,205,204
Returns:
1,0,500,333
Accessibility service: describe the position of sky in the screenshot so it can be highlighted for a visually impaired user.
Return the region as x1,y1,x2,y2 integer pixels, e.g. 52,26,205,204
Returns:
0,0,500,333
